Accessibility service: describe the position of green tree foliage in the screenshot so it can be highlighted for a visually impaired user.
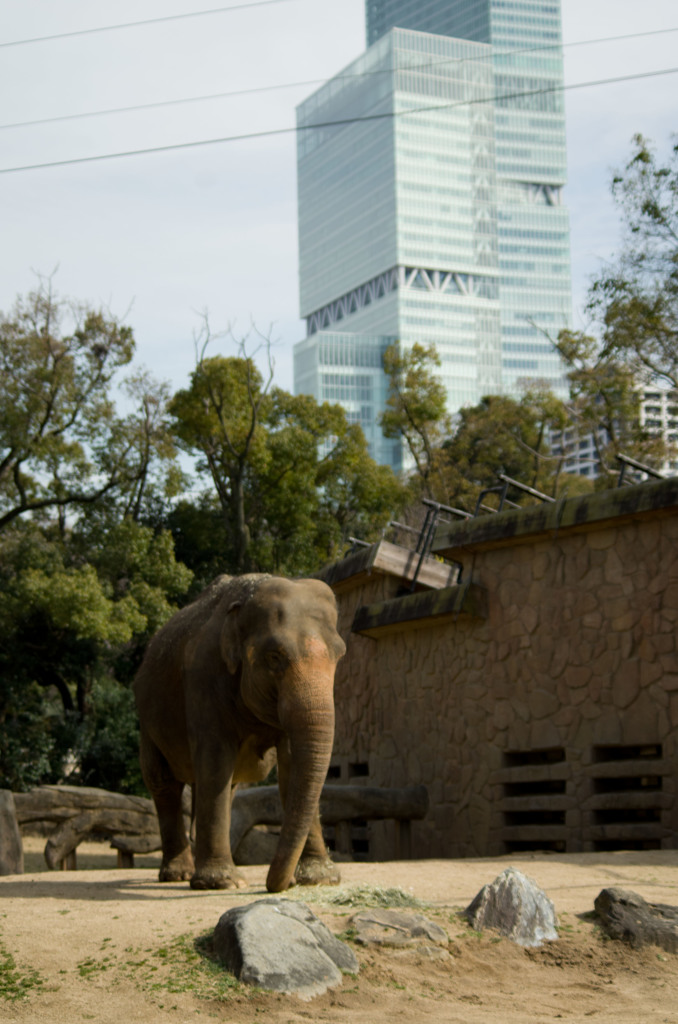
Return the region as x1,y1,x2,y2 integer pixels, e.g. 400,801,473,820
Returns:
77,680,145,794
0,519,192,792
169,340,270,573
246,389,404,574
553,330,666,486
0,282,183,533
169,335,405,575
0,520,192,717
378,341,580,510
0,280,193,794
0,677,57,792
587,133,678,389
438,389,583,510
160,494,232,597
314,418,404,562
380,342,450,493
550,134,678,484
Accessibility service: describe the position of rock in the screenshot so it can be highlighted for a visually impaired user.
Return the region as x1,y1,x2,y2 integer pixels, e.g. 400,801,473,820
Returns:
594,888,678,953
212,898,358,1000
349,908,448,948
0,791,23,876
466,867,558,947
233,825,280,865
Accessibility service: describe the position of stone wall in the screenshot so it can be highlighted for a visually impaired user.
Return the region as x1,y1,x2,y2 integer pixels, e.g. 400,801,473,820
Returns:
323,479,678,860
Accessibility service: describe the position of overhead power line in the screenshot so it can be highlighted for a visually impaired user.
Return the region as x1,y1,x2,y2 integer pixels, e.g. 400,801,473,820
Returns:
2,24,677,133
0,0,296,49
1,64,677,176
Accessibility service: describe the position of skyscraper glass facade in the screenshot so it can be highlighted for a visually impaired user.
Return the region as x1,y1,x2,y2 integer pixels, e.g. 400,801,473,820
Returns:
294,332,399,464
367,0,491,47
294,2,572,466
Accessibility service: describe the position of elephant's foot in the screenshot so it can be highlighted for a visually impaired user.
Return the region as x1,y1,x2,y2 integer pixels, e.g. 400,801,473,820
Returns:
190,863,248,890
295,854,341,887
159,846,195,882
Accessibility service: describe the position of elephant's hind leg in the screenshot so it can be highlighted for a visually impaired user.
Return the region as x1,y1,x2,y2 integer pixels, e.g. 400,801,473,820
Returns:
140,730,194,882
155,783,194,882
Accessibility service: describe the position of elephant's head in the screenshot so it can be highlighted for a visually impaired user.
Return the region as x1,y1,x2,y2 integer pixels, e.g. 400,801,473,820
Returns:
221,576,346,892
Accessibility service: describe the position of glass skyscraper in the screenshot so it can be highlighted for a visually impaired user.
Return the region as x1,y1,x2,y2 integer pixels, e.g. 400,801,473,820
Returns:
294,1,572,467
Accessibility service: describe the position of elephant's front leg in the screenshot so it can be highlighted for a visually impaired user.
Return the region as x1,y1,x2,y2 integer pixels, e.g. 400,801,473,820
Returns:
277,737,340,887
190,741,248,890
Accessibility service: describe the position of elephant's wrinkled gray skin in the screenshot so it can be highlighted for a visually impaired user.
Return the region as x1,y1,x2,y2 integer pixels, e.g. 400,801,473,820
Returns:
133,574,346,893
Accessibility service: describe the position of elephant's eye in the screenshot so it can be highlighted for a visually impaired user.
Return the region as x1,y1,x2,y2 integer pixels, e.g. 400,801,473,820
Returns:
265,649,286,672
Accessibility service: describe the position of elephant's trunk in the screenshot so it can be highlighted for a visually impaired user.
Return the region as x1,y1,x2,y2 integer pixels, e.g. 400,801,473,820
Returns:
265,678,335,893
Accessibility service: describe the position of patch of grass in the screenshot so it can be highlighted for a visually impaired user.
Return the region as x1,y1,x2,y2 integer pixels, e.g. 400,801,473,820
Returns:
121,932,249,1003
0,945,45,1001
291,884,426,909
77,956,113,978
73,929,250,1004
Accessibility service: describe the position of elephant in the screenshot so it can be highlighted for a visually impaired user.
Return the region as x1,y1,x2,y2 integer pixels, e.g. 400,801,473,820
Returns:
133,573,346,893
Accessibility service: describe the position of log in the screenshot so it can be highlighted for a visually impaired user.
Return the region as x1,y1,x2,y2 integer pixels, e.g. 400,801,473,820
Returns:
319,784,428,824
14,782,428,870
13,784,191,870
13,785,158,827
0,790,23,875
110,834,162,855
230,784,428,852
12,785,185,871
44,809,163,869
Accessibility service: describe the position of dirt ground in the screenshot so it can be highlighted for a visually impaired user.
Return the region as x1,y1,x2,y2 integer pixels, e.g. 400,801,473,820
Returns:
1,839,678,1024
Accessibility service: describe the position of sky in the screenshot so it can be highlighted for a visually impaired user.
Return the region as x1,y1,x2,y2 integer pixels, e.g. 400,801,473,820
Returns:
0,0,676,395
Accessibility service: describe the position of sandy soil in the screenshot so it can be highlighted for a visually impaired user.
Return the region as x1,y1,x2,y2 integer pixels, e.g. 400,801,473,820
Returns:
1,839,678,1023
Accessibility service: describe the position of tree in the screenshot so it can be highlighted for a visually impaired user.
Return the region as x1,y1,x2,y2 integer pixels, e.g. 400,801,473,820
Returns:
77,679,146,794
0,281,194,793
0,282,182,533
314,421,406,558
162,494,233,597
170,328,405,576
169,325,272,573
249,391,405,573
380,342,450,493
549,134,678,484
114,370,186,522
0,518,193,719
439,389,577,510
0,516,193,792
553,330,667,486
587,133,678,389
242,388,345,574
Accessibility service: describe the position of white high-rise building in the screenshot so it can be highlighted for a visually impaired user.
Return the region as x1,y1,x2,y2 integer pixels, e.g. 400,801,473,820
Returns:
294,2,572,468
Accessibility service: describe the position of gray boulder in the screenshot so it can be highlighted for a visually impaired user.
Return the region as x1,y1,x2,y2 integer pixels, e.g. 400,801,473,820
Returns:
233,825,280,865
466,867,558,947
595,888,678,953
212,898,358,1000
349,908,448,948
0,791,23,876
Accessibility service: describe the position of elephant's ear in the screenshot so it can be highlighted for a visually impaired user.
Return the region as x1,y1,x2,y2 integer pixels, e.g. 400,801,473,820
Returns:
220,602,242,675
